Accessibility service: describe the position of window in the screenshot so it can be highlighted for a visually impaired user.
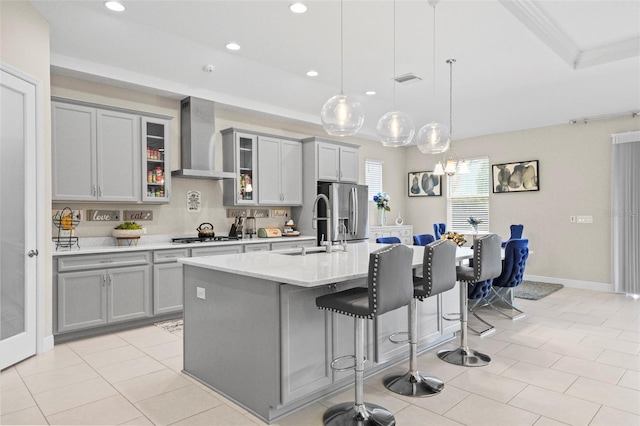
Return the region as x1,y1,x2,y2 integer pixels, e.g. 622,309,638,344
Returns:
447,157,490,232
365,159,383,201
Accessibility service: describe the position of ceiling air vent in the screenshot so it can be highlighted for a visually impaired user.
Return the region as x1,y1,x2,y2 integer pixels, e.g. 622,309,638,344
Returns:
394,73,422,84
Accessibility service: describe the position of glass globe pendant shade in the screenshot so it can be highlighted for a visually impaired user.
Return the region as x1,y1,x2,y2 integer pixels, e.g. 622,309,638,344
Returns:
416,121,451,154
376,111,415,147
320,94,364,136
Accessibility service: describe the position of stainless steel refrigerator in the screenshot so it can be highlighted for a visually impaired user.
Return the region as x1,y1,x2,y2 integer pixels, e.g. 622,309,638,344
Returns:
316,182,369,244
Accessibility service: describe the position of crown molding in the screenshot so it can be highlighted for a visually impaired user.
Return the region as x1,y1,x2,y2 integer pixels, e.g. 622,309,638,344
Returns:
500,0,639,70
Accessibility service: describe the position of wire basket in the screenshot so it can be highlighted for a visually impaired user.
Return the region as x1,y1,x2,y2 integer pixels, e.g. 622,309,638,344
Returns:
53,207,81,250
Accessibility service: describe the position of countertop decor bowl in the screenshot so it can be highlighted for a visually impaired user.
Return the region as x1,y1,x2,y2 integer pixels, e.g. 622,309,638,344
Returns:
112,228,145,239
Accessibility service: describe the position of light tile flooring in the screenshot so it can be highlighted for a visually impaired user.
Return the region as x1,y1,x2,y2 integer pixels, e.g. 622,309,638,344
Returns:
2,287,639,425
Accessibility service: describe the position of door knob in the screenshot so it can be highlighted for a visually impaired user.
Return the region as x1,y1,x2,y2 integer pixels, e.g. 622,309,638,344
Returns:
27,249,39,257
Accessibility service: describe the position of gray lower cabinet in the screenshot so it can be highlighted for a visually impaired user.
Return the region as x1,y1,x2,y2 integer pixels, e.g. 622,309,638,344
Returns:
57,265,151,333
153,248,189,315
191,245,243,257
280,284,332,404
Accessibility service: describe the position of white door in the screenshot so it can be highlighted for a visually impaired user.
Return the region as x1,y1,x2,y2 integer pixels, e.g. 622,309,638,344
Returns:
0,69,38,370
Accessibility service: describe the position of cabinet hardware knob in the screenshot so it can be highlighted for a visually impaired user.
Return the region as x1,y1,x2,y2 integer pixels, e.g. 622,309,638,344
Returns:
27,249,39,257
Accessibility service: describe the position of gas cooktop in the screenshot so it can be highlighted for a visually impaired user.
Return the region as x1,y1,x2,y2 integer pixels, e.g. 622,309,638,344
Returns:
171,236,240,244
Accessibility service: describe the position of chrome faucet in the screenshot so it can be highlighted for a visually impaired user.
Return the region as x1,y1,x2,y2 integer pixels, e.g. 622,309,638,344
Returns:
312,193,333,253
338,221,348,252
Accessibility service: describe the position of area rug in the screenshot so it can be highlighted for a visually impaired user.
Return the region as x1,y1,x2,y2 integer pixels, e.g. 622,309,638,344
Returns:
514,281,564,300
155,318,183,334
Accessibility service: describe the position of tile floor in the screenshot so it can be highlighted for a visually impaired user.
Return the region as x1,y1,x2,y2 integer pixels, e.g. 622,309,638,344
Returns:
1,287,639,426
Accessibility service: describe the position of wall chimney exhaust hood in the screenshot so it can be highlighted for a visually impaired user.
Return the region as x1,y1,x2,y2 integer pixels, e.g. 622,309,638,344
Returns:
171,97,236,180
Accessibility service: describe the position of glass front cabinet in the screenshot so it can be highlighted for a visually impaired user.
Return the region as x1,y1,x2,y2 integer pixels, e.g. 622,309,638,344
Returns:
222,128,258,205
142,117,171,203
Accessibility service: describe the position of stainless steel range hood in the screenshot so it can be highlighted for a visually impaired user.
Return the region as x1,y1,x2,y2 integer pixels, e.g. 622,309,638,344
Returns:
171,97,235,180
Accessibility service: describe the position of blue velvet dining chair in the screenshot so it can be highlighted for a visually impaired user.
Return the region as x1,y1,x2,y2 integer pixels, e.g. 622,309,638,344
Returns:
479,238,529,320
376,236,402,244
501,224,524,247
413,234,435,246
433,223,446,240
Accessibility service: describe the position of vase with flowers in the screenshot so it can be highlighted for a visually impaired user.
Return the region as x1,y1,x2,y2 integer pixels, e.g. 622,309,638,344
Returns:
373,192,390,226
467,216,482,233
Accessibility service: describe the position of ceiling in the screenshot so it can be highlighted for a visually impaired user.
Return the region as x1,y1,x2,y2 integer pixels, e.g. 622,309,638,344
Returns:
30,0,640,142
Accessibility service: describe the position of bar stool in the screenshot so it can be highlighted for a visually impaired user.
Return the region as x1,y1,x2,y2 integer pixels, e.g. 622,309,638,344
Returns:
316,244,414,426
438,234,502,367
383,239,457,397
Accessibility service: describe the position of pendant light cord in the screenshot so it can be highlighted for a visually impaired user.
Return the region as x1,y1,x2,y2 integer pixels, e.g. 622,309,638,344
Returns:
432,4,436,117
448,58,455,136
393,0,397,109
340,0,344,94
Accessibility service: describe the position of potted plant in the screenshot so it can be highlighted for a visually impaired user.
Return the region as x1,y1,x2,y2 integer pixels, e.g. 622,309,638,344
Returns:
112,221,145,240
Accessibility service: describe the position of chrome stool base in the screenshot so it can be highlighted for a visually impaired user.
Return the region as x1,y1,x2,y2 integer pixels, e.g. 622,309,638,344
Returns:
323,402,395,426
383,371,444,397
437,347,491,367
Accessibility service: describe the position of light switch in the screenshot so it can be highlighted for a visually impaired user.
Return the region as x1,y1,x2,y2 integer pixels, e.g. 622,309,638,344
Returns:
196,287,206,299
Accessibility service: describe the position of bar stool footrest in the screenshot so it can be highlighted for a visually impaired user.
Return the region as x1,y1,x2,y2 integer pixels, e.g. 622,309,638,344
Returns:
388,331,410,344
330,355,364,372
442,312,461,322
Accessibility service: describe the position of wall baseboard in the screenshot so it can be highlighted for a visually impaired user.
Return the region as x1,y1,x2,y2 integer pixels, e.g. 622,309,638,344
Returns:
39,335,55,354
525,275,614,293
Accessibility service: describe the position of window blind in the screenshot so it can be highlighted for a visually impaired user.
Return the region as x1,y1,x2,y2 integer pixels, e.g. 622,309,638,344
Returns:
365,159,383,201
447,157,490,232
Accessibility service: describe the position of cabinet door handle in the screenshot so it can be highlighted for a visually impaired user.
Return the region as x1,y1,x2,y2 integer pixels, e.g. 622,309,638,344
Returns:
102,275,106,287
92,185,97,196
108,274,113,285
98,186,102,196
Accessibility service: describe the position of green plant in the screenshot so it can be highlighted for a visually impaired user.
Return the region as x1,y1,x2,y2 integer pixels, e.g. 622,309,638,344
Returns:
114,221,143,230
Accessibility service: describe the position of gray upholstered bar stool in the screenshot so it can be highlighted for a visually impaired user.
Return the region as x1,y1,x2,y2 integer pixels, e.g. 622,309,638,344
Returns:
384,239,457,397
316,244,414,426
438,234,502,367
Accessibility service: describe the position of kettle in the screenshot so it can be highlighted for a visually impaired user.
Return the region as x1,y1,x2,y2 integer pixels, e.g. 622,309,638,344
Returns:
196,222,215,238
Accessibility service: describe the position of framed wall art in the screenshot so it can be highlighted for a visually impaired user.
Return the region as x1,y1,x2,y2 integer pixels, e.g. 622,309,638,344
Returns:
492,160,539,193
408,171,441,197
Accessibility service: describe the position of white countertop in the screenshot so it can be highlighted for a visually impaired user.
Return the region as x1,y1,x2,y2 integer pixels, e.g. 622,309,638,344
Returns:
179,242,474,288
51,235,316,256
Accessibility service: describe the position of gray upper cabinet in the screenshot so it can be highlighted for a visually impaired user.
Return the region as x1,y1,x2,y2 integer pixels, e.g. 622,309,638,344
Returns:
52,102,97,201
315,141,359,183
52,99,172,203
301,138,359,184
52,101,140,202
96,109,140,202
142,117,171,203
258,136,302,205
222,129,258,206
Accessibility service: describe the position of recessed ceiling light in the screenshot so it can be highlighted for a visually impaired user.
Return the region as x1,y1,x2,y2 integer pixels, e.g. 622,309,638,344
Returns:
365,90,376,96
226,42,241,51
306,70,319,77
289,3,307,14
104,1,125,12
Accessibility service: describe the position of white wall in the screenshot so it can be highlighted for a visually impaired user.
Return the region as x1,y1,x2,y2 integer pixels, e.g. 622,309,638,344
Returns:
1,1,53,337
405,116,640,290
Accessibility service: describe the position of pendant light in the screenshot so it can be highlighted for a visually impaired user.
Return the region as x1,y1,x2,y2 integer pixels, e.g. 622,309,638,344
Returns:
376,0,415,147
320,0,364,136
434,58,468,176
416,2,450,154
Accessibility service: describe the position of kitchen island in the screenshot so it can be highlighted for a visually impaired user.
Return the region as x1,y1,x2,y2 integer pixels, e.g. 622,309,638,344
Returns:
180,242,468,423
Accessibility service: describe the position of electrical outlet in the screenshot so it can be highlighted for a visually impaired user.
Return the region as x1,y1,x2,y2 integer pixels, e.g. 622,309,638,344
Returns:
577,215,593,224
196,287,206,299
570,216,576,223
